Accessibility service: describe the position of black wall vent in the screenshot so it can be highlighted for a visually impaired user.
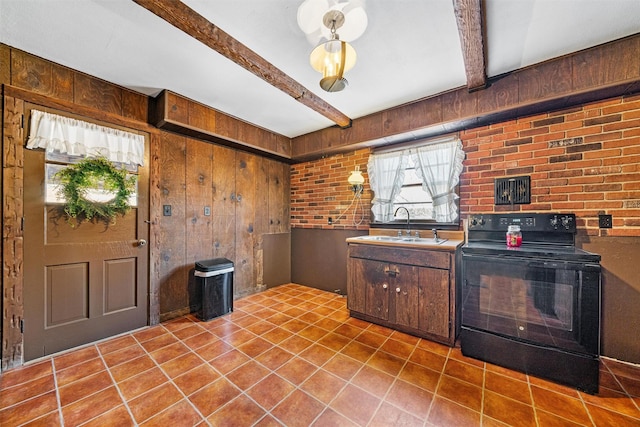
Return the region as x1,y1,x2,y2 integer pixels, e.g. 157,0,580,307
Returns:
495,176,531,206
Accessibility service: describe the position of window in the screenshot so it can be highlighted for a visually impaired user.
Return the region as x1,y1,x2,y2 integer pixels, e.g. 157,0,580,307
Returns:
368,137,464,225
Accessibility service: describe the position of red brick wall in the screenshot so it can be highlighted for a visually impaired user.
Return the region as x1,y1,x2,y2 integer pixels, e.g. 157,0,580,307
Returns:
291,94,640,236
291,149,371,230
460,94,640,237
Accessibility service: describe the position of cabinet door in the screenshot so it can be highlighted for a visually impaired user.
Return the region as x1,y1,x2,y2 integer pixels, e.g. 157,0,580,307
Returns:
347,257,367,313
349,258,390,321
419,267,450,338
391,264,420,329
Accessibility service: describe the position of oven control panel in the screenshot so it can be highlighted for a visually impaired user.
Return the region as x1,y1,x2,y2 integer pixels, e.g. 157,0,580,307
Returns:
467,213,576,232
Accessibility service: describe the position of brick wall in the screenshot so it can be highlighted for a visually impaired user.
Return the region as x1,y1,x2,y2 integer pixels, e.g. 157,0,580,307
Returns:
460,94,640,237
290,94,640,235
291,149,371,230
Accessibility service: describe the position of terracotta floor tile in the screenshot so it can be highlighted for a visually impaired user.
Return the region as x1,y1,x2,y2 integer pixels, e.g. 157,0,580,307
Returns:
436,374,482,412
443,358,484,387
118,367,168,401
210,349,250,375
97,335,138,356
271,389,325,427
109,355,155,383
276,356,318,385
173,363,221,396
530,385,593,425
0,374,55,409
585,402,640,427
222,329,258,347
132,326,167,343
207,394,266,427
3,284,639,427
301,369,347,404
102,344,146,368
399,361,441,392
253,345,294,370
56,357,106,387
247,373,296,410
298,325,330,342
182,331,219,350
189,378,241,418
351,365,395,399
428,395,481,426
317,332,352,352
81,405,134,427
141,399,203,427
237,336,275,358
61,386,123,427
369,402,424,427
483,390,536,427
54,346,100,371
322,353,363,381
312,408,359,427
0,391,58,426
385,379,434,419
354,330,387,348
59,370,114,406
193,339,233,361
0,360,52,389
484,370,532,405
329,384,380,425
367,350,406,376
160,351,203,378
128,382,183,423
226,360,270,390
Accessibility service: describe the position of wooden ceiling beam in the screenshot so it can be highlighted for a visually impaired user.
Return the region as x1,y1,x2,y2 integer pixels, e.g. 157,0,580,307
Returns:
453,0,487,92
132,0,352,128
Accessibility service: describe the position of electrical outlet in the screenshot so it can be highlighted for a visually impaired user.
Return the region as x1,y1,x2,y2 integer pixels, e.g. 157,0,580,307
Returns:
328,217,333,225
163,205,172,216
598,214,612,228
204,206,211,216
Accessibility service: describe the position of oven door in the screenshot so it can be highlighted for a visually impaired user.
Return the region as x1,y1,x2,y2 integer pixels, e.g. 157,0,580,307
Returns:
461,253,600,355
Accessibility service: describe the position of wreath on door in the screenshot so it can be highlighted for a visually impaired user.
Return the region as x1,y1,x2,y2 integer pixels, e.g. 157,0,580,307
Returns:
55,157,136,226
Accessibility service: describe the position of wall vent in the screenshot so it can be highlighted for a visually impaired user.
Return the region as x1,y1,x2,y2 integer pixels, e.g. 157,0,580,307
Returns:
495,176,531,206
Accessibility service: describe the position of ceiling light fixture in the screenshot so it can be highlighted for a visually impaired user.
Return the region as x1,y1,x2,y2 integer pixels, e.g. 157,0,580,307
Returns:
309,10,357,92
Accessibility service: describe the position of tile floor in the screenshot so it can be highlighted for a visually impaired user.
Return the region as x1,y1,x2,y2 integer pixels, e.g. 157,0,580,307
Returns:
1,284,640,427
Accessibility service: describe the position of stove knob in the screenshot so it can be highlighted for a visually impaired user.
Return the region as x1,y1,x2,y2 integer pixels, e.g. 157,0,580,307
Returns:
561,216,573,229
470,218,478,226
550,216,559,229
478,218,486,225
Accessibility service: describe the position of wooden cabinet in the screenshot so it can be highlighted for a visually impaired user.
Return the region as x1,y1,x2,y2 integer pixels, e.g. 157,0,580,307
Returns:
347,244,458,346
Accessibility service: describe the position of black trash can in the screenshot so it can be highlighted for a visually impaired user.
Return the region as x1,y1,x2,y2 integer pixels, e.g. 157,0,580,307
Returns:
194,258,234,321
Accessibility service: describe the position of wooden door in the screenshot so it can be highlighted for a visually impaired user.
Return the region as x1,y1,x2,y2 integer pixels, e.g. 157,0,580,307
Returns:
419,267,450,338
23,116,149,361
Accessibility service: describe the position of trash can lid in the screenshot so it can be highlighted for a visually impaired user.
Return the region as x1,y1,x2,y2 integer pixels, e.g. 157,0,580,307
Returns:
195,258,234,272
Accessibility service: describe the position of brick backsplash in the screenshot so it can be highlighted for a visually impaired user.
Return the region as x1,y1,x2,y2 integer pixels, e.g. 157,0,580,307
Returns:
291,94,640,236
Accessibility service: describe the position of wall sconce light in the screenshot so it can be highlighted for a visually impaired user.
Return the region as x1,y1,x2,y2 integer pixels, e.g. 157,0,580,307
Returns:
309,10,357,92
348,166,365,196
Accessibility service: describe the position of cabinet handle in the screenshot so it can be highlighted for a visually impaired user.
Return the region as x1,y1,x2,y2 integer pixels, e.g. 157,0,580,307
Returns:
382,283,388,289
396,287,401,293
384,266,400,277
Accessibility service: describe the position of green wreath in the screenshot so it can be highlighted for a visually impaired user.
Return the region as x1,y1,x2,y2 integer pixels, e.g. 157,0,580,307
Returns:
55,157,136,226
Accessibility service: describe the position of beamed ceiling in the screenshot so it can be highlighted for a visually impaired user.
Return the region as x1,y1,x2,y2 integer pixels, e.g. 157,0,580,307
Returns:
1,0,639,141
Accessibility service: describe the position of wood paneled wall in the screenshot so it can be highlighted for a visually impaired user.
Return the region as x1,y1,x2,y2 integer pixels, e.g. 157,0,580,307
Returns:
0,44,292,369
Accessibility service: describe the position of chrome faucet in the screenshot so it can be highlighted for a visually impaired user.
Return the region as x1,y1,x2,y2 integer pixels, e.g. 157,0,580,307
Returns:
394,207,410,236
432,228,439,242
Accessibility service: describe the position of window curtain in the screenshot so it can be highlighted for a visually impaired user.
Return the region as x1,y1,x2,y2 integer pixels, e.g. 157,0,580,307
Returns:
367,150,408,222
26,110,145,166
412,138,465,223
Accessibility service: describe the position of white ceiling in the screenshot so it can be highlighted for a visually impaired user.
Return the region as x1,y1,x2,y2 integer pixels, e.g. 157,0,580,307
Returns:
1,0,639,138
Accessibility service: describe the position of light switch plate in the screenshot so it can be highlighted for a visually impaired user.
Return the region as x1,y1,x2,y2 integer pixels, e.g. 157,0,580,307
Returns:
598,214,612,228
163,205,172,216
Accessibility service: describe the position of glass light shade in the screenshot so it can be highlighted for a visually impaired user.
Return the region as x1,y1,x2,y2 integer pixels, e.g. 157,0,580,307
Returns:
310,39,356,76
347,169,365,186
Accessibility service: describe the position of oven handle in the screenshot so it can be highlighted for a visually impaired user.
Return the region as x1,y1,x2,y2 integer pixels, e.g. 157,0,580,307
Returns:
527,260,601,272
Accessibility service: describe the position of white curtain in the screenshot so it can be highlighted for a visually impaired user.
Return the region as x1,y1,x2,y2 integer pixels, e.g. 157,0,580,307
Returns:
412,138,465,223
26,110,145,166
367,150,408,222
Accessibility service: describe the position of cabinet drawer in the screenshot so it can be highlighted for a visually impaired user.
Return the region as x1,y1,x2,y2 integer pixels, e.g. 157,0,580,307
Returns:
348,244,450,269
